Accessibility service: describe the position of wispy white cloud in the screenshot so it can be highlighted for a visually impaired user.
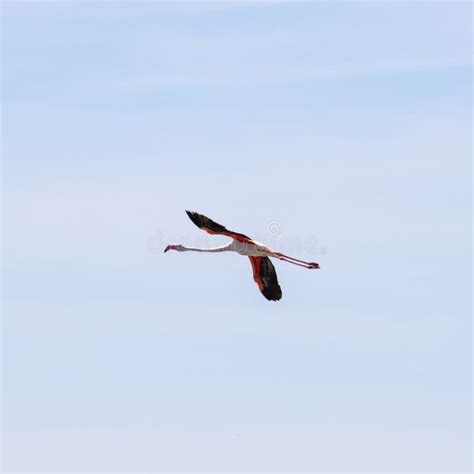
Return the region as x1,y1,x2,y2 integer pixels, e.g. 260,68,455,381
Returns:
120,57,472,90
3,105,470,264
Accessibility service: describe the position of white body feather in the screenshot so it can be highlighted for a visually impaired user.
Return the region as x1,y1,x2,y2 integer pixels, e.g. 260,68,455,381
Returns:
229,240,273,257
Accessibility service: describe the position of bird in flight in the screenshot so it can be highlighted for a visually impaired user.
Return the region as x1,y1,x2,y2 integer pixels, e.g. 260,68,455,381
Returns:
164,211,320,301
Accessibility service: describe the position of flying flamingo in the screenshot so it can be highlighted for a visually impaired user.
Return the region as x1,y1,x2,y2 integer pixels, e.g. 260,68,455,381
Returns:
164,211,320,301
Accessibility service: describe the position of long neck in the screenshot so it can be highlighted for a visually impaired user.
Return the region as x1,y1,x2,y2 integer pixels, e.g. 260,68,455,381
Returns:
181,243,232,253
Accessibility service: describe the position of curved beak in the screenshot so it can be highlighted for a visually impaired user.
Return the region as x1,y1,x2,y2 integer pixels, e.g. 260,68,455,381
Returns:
164,245,170,253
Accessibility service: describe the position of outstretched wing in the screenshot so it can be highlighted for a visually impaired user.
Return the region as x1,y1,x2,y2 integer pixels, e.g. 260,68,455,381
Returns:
186,210,253,243
249,256,282,301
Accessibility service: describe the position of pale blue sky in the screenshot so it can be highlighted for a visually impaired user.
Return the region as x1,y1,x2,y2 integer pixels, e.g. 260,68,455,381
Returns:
2,1,472,472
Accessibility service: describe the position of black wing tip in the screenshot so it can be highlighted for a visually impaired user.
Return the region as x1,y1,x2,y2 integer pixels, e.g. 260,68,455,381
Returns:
262,289,283,301
264,295,282,302
259,257,283,302
185,210,230,234
185,210,203,227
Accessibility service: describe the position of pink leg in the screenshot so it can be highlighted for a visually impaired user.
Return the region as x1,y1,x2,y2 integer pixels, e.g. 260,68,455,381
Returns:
274,253,320,269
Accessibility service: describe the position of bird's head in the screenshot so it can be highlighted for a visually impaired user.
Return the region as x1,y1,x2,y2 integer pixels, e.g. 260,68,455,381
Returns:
164,243,185,253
